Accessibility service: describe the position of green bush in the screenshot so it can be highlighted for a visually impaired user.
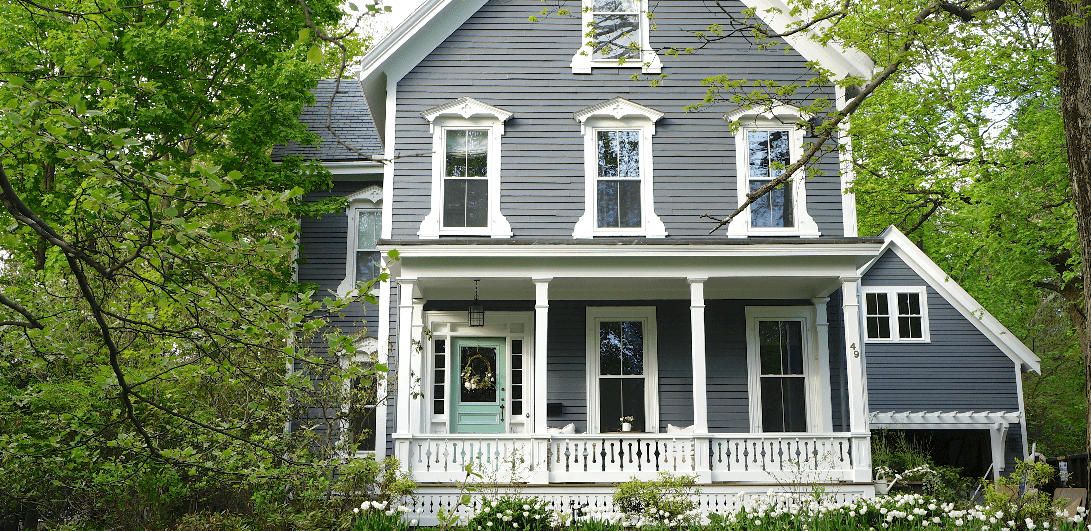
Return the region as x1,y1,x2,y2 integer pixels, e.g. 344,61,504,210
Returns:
981,459,1065,524
612,472,700,526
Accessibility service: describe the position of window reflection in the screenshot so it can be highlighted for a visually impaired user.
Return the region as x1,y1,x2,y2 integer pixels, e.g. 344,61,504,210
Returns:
444,130,489,228
592,0,640,60
596,130,641,228
747,131,793,228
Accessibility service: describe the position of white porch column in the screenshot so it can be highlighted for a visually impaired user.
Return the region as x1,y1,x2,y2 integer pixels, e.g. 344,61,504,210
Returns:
395,279,418,435
688,278,711,483
532,278,551,484
841,277,872,482
812,297,834,433
688,278,709,433
990,423,1009,479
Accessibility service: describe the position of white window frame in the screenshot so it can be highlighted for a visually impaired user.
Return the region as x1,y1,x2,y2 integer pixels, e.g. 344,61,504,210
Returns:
745,306,822,433
571,0,662,74
573,98,667,238
725,103,820,238
861,286,931,343
340,336,384,457
336,185,383,297
585,306,659,434
418,97,513,239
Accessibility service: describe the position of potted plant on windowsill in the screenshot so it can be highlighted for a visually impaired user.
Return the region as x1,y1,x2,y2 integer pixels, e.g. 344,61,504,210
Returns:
620,416,634,432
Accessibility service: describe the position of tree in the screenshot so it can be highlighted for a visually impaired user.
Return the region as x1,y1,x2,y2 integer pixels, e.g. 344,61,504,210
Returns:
0,0,399,527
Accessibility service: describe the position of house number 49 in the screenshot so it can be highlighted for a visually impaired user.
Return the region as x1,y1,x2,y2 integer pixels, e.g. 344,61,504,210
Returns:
850,343,860,358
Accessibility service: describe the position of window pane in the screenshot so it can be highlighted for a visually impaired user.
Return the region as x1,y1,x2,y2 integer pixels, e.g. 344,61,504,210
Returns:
749,179,792,228
761,377,807,432
600,321,643,375
748,131,769,178
350,367,378,451
617,130,639,178
599,378,646,432
866,293,888,316
597,180,619,228
465,130,488,177
594,0,638,11
758,320,803,375
460,346,497,403
357,210,381,250
898,292,921,316
899,316,923,339
618,179,641,228
769,130,790,176
446,130,467,177
465,179,488,227
356,250,380,283
867,316,891,339
593,14,639,60
443,179,467,227
598,131,619,178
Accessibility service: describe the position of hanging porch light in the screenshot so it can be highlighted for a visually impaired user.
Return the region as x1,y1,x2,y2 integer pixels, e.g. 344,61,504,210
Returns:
468,279,485,327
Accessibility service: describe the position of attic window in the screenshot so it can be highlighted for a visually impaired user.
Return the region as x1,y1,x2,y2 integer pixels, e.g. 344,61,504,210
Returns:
862,286,930,342
571,0,662,74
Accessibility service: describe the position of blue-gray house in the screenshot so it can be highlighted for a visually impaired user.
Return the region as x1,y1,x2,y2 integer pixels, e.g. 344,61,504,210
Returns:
275,0,1040,516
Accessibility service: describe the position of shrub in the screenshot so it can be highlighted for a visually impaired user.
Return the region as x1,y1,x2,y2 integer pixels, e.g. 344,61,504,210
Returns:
981,459,1066,524
465,496,552,531
612,472,700,526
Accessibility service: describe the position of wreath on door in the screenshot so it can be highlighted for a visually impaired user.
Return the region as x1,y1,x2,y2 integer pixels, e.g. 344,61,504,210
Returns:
461,353,496,391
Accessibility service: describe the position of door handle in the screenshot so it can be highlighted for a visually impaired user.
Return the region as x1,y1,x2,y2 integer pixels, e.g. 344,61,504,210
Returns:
500,397,505,421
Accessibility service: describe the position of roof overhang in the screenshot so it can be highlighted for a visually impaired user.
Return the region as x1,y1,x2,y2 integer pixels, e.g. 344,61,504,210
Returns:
858,226,1041,373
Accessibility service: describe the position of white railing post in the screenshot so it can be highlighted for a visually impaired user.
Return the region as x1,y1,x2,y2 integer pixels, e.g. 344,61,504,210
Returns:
841,277,872,482
689,278,712,482
812,297,834,433
532,278,551,484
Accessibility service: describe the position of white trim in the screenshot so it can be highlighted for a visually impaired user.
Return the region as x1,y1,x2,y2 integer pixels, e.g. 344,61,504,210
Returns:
376,263,392,458
1015,363,1029,461
421,311,536,435
585,306,659,433
859,226,1041,372
869,410,1022,427
573,98,666,238
323,161,385,175
418,99,514,239
837,114,859,237
337,186,384,297
725,104,820,238
570,0,662,74
381,76,396,240
860,285,930,343
735,0,874,81
745,306,820,433
380,242,882,259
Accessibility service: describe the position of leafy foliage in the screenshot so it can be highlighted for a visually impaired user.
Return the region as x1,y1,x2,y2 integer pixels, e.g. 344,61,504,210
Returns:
612,472,701,526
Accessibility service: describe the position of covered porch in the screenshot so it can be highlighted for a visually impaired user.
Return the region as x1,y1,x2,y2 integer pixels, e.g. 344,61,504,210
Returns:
383,240,882,486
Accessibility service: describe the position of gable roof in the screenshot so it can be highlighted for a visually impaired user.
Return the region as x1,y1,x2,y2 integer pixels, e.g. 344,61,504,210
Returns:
270,79,382,162
859,226,1041,373
357,0,875,140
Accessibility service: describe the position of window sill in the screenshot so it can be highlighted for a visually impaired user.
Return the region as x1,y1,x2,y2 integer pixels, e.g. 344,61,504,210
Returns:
570,50,662,74
417,211,513,239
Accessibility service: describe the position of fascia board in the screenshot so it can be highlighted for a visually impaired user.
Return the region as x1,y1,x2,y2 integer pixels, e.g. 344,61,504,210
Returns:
875,225,1041,373
376,242,882,259
324,161,385,175
736,0,874,80
360,0,487,84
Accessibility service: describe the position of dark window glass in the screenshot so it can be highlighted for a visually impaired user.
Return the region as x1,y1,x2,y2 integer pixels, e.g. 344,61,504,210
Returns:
760,377,807,432
599,378,646,432
747,131,793,228
599,321,644,375
897,292,924,338
460,346,497,403
865,293,891,339
354,210,381,283
592,0,639,60
349,364,378,451
443,130,489,228
758,320,803,375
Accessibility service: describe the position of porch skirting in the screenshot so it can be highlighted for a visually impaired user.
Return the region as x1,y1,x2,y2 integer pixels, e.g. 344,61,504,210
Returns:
406,483,876,526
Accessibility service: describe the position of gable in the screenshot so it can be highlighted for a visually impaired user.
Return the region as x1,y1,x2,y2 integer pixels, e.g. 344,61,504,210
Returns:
859,226,1040,373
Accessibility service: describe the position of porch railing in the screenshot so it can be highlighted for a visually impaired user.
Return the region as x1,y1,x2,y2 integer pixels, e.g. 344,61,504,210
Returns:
394,433,867,484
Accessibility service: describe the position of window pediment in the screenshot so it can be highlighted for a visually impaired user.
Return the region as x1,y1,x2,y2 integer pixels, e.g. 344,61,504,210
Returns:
421,97,513,132
574,97,663,134
724,101,812,126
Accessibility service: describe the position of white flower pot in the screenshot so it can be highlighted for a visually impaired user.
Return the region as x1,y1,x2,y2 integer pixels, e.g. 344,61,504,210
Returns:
621,423,632,432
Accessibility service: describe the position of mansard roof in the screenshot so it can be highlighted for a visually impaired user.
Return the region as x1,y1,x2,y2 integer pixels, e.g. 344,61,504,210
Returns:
271,79,381,162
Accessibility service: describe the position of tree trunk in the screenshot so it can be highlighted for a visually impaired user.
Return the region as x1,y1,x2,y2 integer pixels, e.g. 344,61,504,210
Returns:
1045,0,1091,500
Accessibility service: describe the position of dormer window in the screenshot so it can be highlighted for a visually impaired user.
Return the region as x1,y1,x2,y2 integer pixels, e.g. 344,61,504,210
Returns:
725,103,820,238
571,0,662,74
336,185,383,297
573,98,667,238
418,97,513,239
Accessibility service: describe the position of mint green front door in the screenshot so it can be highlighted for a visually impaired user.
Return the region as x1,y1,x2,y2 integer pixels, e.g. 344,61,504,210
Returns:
452,338,506,434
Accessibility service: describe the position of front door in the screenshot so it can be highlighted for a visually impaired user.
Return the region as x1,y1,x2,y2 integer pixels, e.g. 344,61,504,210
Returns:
452,338,506,434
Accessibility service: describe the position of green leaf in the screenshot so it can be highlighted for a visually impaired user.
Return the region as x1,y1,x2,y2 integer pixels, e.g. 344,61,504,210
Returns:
168,0,180,8
307,44,323,64
163,206,178,218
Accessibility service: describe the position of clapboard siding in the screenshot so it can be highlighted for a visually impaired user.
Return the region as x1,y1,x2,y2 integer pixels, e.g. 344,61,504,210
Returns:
391,0,845,239
862,250,1021,411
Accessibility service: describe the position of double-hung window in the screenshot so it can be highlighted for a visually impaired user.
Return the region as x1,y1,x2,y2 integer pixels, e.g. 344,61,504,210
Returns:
725,103,820,238
586,307,658,433
418,97,513,239
571,0,661,73
341,336,383,455
573,98,666,238
746,307,818,433
336,185,383,297
863,286,930,342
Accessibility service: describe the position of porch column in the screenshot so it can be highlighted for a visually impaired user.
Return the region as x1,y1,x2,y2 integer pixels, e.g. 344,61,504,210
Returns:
841,277,872,482
396,278,418,435
531,278,551,484
688,278,709,433
394,278,418,467
812,297,834,433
